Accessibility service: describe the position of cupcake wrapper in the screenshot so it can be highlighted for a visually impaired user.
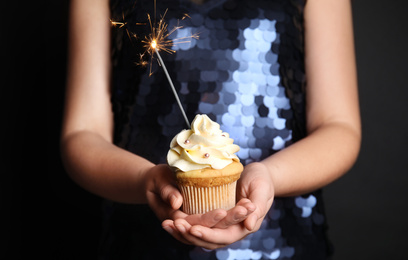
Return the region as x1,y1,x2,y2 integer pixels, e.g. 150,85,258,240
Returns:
179,181,237,214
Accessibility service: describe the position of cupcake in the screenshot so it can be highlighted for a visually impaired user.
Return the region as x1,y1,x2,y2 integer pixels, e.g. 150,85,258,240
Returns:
167,114,243,214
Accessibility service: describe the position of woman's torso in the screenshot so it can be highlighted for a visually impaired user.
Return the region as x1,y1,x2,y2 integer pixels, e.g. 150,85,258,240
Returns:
103,0,333,259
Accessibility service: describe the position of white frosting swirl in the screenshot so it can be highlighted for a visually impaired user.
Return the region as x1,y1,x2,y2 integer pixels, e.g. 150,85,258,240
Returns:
167,114,240,171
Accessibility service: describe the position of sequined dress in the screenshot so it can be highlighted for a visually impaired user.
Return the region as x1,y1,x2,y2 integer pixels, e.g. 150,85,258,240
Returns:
102,0,333,259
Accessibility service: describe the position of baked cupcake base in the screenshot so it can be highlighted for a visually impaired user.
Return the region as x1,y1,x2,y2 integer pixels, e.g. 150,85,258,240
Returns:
176,161,243,214
179,181,237,214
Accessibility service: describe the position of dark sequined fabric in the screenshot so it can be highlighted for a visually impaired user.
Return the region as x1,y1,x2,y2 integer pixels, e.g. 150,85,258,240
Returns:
103,0,333,259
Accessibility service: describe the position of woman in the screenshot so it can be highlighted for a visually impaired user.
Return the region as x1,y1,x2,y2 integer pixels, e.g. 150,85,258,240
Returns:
61,0,361,258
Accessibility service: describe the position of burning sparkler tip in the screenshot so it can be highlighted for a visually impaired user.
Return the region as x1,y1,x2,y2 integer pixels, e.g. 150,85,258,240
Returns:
151,40,157,49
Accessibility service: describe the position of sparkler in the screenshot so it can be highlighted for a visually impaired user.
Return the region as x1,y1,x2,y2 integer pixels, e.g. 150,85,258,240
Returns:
111,2,198,128
143,9,196,127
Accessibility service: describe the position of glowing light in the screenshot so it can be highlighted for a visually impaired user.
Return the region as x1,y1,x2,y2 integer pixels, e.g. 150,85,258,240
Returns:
151,40,157,49
110,19,126,28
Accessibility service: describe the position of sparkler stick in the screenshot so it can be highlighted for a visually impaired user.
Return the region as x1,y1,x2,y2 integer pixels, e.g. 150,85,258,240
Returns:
152,41,190,127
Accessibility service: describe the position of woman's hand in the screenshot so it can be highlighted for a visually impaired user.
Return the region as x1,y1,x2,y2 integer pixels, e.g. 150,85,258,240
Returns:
162,162,275,249
145,164,254,227
145,164,184,221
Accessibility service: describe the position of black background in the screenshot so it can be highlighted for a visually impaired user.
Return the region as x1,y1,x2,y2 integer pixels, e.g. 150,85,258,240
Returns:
43,0,408,259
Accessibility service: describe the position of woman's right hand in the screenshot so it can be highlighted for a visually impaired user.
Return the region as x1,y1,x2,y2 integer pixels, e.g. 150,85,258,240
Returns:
145,164,184,221
145,164,229,224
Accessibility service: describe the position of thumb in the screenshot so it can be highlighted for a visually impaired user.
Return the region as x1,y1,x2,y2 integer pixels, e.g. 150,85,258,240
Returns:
242,178,273,231
158,182,183,210
238,162,275,231
149,164,183,210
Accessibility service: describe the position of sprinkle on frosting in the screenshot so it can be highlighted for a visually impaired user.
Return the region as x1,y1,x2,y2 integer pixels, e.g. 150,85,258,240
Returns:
167,114,240,171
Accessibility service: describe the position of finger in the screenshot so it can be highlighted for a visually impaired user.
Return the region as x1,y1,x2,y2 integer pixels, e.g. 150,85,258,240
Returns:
211,199,256,229
162,220,192,245
173,219,228,250
180,200,254,229
183,209,227,227
156,180,183,210
169,208,188,220
188,223,250,249
213,205,248,229
244,213,260,231
242,180,273,231
236,198,257,213
146,190,176,221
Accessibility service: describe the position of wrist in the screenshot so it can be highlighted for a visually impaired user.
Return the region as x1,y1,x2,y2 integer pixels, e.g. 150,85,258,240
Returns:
140,164,159,203
243,162,276,191
120,157,155,204
254,161,277,192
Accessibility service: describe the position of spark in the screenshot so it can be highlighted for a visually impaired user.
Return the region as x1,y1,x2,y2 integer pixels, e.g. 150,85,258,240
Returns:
110,11,127,28
110,19,126,28
182,13,191,20
134,53,148,67
110,13,135,41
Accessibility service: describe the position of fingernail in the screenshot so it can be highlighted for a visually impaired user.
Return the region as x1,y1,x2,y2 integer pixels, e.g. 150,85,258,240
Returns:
235,213,245,221
214,212,225,221
249,215,257,230
191,229,202,238
170,195,176,206
175,224,186,233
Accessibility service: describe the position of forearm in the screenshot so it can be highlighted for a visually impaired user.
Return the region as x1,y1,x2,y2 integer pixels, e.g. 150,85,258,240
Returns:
261,121,361,197
260,0,360,197
61,130,154,204
61,0,151,204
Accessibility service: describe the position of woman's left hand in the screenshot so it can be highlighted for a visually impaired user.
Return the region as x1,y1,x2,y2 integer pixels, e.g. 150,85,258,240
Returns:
162,162,275,249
